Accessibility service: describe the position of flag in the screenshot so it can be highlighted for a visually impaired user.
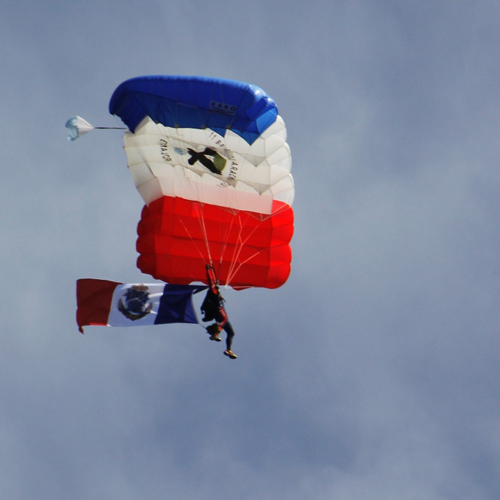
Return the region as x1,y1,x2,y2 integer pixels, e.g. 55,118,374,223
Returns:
76,279,207,333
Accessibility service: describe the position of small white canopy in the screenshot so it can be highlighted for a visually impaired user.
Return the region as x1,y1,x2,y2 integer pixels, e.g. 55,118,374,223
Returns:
65,116,94,141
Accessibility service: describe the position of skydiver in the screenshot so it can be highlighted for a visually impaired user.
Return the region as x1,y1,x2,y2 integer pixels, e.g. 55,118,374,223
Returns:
201,265,237,359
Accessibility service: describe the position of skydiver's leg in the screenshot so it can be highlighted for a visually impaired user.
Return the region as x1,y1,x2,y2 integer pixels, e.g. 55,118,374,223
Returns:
223,321,235,351
215,308,237,358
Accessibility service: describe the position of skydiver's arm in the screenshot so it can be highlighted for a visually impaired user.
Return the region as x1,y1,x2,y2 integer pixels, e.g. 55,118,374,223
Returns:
206,265,218,293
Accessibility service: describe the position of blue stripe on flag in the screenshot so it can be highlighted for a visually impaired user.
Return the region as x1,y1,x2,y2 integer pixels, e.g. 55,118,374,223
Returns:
155,284,207,325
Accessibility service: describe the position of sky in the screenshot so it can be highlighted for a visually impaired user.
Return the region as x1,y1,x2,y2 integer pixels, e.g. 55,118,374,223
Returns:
2,0,500,498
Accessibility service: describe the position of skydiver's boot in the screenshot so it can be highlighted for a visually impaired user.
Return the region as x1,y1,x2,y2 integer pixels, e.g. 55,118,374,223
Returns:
224,349,237,359
206,323,222,342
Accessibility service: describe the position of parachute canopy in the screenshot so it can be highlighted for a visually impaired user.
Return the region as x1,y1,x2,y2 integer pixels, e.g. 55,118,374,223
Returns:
109,76,294,289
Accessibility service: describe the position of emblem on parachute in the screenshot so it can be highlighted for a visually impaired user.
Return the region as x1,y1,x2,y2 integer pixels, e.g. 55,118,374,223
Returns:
187,147,227,174
118,285,153,321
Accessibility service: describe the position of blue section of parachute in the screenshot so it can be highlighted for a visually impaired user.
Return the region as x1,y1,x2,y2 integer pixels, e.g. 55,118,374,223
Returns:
109,75,278,144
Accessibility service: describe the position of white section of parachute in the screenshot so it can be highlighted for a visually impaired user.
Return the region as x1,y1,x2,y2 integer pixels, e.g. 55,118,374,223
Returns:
122,116,295,214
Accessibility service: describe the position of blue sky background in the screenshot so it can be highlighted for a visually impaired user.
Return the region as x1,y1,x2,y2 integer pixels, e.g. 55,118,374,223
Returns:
2,1,500,498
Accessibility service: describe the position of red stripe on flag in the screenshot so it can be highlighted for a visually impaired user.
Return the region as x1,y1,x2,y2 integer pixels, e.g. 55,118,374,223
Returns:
76,279,119,333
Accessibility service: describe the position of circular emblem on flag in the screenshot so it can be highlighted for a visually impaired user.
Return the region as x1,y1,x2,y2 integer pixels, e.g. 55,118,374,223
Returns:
118,285,153,321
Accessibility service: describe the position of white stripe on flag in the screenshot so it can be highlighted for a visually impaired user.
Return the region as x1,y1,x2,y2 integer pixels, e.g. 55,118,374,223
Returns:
107,283,166,327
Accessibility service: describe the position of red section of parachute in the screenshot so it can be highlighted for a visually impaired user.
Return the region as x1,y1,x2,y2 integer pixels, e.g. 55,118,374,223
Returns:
136,196,294,289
